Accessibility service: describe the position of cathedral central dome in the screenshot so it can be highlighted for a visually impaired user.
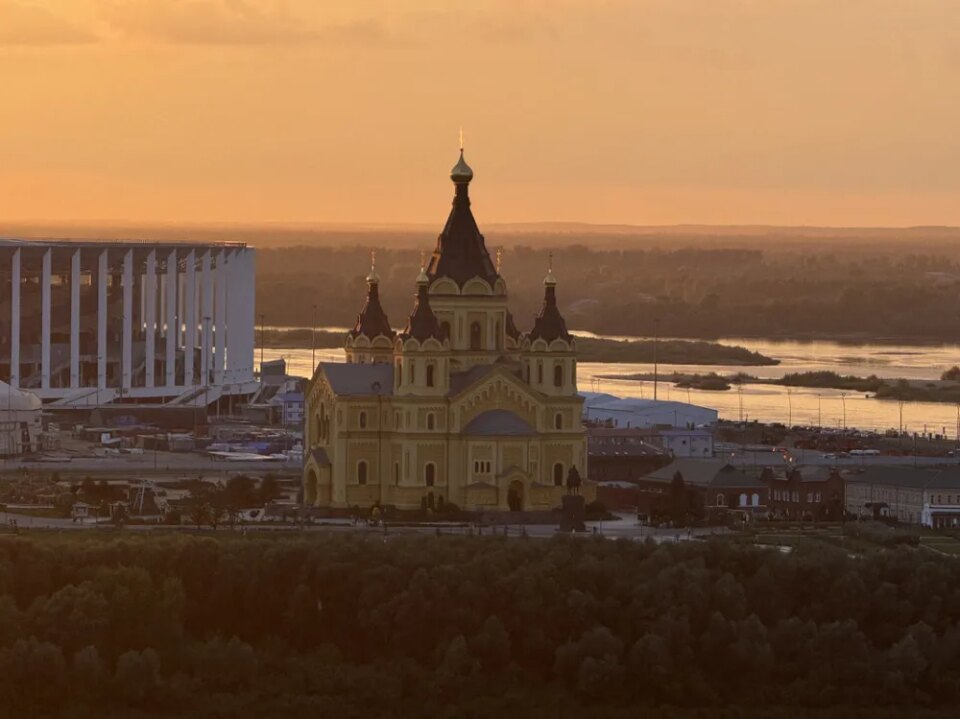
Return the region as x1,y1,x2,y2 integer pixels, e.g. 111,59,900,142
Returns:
450,149,473,184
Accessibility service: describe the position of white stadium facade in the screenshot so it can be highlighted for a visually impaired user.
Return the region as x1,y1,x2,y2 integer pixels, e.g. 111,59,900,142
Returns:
0,239,257,406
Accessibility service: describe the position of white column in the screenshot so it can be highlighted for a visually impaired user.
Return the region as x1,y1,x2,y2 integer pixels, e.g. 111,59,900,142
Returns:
10,249,20,388
184,250,196,386
41,248,51,390
165,249,177,388
225,250,239,383
122,250,133,391
70,249,81,388
201,251,213,386
248,247,258,380
144,250,156,387
97,250,107,390
214,249,227,385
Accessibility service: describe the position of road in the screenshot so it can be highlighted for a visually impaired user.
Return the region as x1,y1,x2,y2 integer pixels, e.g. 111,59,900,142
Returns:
1,510,717,543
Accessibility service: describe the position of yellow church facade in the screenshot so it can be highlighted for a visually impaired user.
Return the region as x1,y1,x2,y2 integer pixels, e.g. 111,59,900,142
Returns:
303,150,591,512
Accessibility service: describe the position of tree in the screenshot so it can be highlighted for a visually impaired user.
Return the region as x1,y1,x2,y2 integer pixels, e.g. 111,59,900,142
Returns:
258,475,282,505
670,471,688,526
224,475,257,508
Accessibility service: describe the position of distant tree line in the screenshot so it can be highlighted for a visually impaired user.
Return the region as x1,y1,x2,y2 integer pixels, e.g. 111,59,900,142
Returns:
256,244,960,343
1,534,960,717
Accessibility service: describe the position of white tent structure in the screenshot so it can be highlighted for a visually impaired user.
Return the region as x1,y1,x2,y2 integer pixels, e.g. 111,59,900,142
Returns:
581,391,718,429
0,381,42,455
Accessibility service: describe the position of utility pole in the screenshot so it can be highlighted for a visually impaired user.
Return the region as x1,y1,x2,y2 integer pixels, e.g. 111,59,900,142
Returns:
899,400,904,450
311,304,318,372
817,393,822,429
652,318,659,401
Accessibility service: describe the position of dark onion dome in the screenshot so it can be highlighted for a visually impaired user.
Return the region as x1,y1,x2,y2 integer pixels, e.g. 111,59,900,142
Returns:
348,265,394,341
450,149,474,183
528,267,572,343
505,311,522,341
400,268,447,343
426,149,500,288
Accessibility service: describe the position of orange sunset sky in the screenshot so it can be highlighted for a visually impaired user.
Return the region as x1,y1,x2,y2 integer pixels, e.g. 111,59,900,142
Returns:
1,0,959,227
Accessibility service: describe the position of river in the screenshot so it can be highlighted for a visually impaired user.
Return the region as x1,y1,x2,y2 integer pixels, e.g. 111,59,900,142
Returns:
260,334,960,436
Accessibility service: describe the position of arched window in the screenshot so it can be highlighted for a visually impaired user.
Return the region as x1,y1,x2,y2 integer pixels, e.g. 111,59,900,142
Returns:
441,321,451,339
426,413,435,430
359,411,367,429
357,461,368,485
394,463,400,485
470,321,482,351
554,364,563,387
395,361,401,388
426,363,435,387
553,463,563,487
425,463,436,487
408,360,415,383
717,493,725,506
554,412,563,430
751,493,760,507
495,320,502,349
537,361,543,384
739,493,748,507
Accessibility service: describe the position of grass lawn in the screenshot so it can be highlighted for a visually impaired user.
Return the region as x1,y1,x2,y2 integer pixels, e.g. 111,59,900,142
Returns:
921,536,960,556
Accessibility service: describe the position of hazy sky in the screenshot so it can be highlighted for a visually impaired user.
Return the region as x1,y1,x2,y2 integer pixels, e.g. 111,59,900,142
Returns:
2,0,959,227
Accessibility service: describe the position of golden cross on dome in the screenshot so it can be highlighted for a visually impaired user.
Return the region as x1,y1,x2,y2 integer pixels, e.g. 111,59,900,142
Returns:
370,249,376,273
420,249,426,269
459,126,464,151
496,247,503,273
548,252,553,272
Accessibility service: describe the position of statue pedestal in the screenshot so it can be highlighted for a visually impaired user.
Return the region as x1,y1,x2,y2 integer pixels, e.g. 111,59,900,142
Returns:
560,494,586,532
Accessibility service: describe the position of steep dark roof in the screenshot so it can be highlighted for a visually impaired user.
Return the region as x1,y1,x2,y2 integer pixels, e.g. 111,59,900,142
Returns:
505,311,522,341
464,410,536,436
348,281,394,340
309,447,331,467
426,151,500,288
321,363,394,396
529,282,572,343
400,282,446,343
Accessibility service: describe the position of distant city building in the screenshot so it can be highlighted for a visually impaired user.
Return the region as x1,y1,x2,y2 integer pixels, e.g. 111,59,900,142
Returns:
279,391,304,426
303,150,590,512
845,466,960,527
641,458,768,515
582,392,718,429
0,239,257,407
761,466,845,520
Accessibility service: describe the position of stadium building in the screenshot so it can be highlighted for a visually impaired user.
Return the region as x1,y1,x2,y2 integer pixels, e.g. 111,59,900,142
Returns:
0,239,257,407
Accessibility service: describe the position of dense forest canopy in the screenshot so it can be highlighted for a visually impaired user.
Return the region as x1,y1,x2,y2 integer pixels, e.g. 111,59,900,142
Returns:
2,533,960,717
256,242,960,343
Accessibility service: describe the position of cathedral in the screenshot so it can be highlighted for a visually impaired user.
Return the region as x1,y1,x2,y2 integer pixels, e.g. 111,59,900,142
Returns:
303,150,590,512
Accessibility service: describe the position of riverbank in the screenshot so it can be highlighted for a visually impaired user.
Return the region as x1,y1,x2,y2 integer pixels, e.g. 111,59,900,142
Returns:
261,329,778,366
601,370,960,405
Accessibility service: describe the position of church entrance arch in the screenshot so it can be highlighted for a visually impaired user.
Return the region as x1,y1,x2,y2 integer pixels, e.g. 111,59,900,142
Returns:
507,480,524,512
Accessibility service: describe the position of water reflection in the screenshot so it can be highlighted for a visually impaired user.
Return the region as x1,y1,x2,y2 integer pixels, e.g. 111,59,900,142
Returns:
262,335,960,436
